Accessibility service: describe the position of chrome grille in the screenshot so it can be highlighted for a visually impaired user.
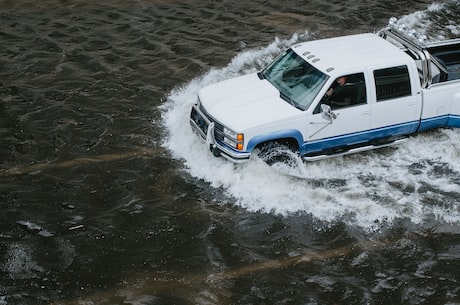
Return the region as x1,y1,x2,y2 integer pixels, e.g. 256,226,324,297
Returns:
198,104,225,142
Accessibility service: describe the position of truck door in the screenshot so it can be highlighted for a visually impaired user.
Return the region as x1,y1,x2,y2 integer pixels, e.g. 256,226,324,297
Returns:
305,73,372,153
369,65,421,137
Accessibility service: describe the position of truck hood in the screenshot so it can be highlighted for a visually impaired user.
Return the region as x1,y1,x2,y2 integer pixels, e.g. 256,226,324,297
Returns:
198,73,300,131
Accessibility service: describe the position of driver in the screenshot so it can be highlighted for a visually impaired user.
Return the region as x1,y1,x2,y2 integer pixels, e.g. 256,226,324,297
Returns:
325,76,348,97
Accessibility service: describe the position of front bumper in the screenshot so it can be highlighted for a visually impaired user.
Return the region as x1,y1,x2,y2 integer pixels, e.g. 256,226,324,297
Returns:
189,104,251,163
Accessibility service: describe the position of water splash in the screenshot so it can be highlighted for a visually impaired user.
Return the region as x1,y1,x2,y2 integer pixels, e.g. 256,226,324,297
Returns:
3,243,44,280
394,0,460,41
161,7,460,230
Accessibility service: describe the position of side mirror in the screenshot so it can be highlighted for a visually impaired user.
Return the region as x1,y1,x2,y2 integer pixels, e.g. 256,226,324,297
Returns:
321,104,337,121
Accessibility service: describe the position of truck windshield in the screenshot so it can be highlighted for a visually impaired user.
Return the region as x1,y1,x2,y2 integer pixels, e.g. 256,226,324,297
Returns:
261,49,329,110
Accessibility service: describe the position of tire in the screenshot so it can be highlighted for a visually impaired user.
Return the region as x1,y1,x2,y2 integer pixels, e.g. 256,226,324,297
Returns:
255,141,299,166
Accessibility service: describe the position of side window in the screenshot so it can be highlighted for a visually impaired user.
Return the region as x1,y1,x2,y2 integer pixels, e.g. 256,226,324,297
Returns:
374,66,411,101
325,73,367,111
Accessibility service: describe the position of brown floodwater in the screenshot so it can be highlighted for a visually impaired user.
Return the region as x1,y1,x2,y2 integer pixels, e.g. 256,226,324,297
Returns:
1,1,459,304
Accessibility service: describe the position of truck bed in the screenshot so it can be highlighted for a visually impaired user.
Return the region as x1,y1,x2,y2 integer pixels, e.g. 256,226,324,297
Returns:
428,44,460,81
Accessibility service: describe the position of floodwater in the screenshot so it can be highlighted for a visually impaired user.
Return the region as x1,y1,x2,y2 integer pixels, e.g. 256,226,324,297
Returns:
1,0,460,304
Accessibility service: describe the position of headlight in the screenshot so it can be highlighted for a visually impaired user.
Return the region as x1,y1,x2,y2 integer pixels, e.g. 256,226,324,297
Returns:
223,127,237,138
223,127,244,151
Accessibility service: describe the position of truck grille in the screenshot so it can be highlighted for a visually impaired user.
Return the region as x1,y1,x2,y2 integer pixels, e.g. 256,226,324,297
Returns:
190,103,225,142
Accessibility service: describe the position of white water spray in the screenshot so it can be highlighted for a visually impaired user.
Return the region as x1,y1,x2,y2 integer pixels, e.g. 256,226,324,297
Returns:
161,4,460,229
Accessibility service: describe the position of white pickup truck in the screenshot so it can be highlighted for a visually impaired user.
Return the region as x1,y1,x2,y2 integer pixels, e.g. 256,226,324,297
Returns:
190,23,460,163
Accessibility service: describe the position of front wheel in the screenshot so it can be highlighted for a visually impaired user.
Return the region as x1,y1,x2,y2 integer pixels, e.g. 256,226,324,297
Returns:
255,142,299,166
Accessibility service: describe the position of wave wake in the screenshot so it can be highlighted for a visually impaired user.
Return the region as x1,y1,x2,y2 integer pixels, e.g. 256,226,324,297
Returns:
161,4,460,229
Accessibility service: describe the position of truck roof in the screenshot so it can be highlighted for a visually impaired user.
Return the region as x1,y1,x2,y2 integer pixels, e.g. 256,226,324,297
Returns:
292,33,410,76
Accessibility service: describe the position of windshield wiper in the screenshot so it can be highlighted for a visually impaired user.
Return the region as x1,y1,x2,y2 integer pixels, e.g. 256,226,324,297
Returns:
280,92,303,110
279,91,292,103
257,71,265,80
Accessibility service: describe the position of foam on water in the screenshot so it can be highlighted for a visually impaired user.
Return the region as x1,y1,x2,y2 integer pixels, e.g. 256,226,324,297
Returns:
3,243,44,280
396,0,460,40
161,4,460,229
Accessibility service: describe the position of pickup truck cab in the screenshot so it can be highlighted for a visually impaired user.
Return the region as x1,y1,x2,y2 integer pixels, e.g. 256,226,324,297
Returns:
190,22,460,163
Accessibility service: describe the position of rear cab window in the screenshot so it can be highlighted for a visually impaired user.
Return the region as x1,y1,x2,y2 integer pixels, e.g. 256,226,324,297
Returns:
373,65,411,101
